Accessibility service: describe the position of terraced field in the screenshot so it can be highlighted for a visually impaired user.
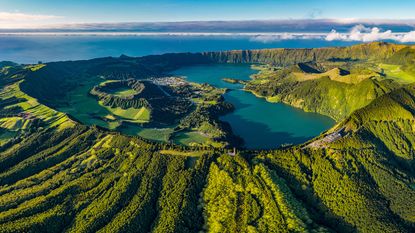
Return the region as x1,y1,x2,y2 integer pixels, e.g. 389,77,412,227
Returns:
1,42,415,233
1,80,74,130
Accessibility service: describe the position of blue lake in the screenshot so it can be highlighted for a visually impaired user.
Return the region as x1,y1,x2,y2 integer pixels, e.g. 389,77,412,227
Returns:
172,64,335,149
2,35,338,148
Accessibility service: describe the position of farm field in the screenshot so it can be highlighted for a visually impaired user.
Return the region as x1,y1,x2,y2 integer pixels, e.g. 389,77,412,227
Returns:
1,42,415,232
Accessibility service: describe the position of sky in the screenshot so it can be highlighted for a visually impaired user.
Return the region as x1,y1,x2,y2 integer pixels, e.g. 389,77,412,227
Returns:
1,0,415,28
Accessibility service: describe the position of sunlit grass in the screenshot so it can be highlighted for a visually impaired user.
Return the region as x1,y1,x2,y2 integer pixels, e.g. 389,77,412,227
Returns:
379,63,415,84
0,81,75,130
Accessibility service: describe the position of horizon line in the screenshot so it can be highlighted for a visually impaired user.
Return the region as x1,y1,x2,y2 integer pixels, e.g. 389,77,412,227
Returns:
3,18,415,30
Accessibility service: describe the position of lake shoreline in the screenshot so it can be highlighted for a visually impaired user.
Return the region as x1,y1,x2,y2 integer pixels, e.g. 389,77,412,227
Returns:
173,64,335,149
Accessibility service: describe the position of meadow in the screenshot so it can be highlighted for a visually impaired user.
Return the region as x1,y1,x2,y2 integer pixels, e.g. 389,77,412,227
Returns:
1,42,415,232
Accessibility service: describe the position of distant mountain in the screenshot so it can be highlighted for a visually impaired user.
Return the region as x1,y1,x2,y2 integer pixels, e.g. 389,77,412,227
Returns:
0,61,18,68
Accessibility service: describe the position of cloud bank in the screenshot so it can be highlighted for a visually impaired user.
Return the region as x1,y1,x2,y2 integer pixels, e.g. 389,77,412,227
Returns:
326,25,415,42
3,18,415,32
0,12,60,21
249,33,324,43
0,12,62,29
249,25,415,43
0,17,414,43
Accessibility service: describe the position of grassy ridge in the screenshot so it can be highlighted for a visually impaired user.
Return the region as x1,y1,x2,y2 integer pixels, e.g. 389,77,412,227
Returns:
203,42,412,66
254,77,397,120
100,104,150,123
206,42,415,121
0,42,415,232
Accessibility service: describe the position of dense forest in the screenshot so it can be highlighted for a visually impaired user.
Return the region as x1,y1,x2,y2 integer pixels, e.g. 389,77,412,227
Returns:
0,42,415,232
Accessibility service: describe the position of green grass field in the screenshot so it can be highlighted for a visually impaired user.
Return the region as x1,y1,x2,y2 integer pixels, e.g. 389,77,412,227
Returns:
265,95,280,103
159,149,206,157
56,78,111,128
58,77,150,126
100,104,150,123
1,81,74,130
191,98,218,105
379,64,415,83
173,131,209,146
107,86,138,97
0,117,30,130
136,128,174,142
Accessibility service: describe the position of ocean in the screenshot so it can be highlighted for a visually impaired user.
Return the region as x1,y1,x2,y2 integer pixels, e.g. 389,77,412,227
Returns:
0,35,359,64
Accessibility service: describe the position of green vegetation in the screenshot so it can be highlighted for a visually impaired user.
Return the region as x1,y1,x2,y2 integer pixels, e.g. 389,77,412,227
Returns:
203,42,410,65
15,56,237,147
100,105,150,123
246,73,398,120
379,63,415,83
125,127,174,142
203,42,415,122
243,57,404,121
108,87,138,97
174,131,209,146
222,77,246,84
1,42,415,232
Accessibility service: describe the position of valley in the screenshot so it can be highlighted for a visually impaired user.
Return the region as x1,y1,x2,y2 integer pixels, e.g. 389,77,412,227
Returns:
0,42,415,232
172,64,334,149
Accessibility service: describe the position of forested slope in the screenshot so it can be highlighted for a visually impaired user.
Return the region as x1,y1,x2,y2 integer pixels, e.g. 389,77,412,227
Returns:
1,80,414,233
202,42,412,66
0,43,415,232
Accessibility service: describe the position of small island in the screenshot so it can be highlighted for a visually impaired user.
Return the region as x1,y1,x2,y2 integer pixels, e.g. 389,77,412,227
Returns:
222,77,247,84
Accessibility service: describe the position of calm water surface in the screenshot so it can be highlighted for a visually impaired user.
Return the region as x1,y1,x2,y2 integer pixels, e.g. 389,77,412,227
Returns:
172,64,335,149
0,35,358,64
3,35,338,148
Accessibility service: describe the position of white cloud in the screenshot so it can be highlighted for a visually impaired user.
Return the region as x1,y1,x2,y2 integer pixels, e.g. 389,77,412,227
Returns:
250,33,295,43
249,33,324,43
325,29,348,41
349,25,396,42
400,31,415,42
0,12,62,29
0,12,60,21
325,24,415,42
248,24,415,43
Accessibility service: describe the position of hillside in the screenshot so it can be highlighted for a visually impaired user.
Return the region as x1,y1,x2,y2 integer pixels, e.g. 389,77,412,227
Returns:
245,68,399,120
203,42,413,66
201,42,415,120
0,42,415,232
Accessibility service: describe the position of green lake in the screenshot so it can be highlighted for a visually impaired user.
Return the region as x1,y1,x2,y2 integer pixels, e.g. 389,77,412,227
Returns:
172,64,335,149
